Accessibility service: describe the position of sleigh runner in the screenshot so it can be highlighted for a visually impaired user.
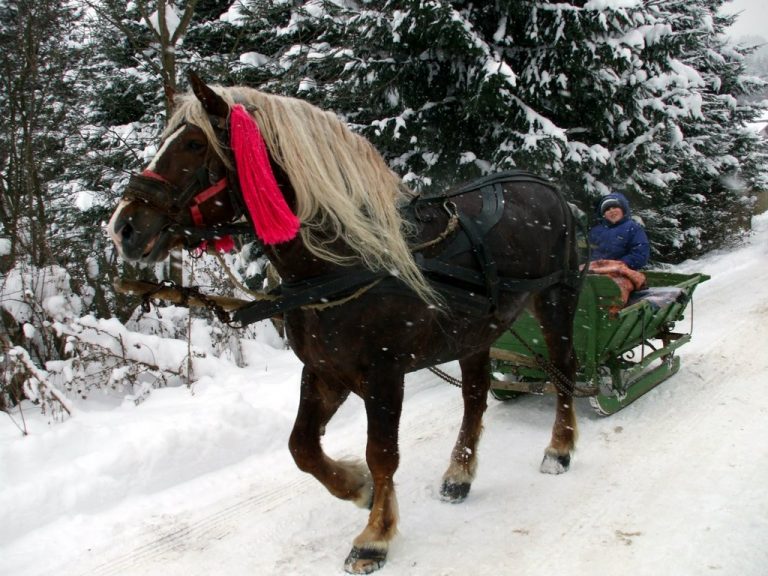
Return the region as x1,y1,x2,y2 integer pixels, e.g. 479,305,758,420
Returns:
490,270,709,414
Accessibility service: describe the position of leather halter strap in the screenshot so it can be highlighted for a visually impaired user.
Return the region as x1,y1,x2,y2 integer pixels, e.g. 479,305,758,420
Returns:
124,167,231,227
189,176,229,226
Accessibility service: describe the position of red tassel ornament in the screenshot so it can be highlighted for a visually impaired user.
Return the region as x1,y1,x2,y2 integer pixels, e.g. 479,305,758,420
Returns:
229,104,300,244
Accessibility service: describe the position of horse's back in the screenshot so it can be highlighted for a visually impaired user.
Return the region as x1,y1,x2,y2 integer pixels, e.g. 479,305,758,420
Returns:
414,171,576,279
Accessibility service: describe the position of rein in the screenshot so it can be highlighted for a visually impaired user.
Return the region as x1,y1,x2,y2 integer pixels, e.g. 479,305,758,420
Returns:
507,328,597,397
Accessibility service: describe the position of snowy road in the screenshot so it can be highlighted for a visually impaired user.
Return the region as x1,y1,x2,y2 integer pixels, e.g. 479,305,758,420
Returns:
2,214,767,576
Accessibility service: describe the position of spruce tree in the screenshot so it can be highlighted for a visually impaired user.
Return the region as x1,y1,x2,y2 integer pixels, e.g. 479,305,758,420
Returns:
225,0,767,262
648,0,768,258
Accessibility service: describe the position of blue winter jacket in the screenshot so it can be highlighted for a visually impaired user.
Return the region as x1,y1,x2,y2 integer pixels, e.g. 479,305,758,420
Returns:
588,192,650,270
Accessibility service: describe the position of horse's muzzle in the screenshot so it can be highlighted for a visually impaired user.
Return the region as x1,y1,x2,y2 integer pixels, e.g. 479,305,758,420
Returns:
109,199,173,262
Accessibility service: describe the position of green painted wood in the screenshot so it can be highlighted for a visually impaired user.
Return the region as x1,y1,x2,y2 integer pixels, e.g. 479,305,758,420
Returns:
490,270,710,414
589,355,681,416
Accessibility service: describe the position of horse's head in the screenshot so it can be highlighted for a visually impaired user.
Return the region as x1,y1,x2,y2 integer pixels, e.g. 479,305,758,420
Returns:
108,74,241,262
109,76,436,305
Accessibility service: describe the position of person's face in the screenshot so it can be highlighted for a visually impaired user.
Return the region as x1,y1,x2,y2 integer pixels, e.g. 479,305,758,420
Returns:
603,205,624,224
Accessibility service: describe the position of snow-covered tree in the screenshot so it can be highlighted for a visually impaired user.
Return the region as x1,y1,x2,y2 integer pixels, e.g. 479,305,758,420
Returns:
0,0,85,269
637,0,768,257
227,0,767,261
1,0,93,409
739,35,768,91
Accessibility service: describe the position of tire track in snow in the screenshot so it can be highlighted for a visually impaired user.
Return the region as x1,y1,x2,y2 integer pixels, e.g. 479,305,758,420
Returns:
78,475,312,576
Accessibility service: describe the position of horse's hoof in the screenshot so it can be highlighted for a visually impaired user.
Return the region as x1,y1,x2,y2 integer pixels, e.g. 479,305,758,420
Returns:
440,480,471,503
540,450,571,474
344,546,387,574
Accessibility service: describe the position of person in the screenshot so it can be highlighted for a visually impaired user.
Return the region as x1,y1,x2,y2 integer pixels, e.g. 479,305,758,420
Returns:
589,192,650,270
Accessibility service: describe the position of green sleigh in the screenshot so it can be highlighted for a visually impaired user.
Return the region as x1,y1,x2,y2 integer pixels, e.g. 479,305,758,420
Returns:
490,270,710,415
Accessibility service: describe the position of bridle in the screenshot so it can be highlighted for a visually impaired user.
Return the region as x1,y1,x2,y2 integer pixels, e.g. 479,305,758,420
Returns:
122,115,255,251
124,167,231,227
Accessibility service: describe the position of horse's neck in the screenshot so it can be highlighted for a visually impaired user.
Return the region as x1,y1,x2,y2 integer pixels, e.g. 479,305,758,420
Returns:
264,237,332,284
260,155,367,284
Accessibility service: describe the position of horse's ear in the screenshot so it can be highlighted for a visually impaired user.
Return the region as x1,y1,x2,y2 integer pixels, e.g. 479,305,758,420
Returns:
188,70,229,118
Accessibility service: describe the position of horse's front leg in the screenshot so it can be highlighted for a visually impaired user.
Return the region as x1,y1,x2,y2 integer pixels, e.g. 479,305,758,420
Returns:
345,369,404,574
440,349,490,502
289,367,373,507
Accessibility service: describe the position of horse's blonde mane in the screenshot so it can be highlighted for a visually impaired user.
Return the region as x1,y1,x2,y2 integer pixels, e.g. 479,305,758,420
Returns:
167,87,439,305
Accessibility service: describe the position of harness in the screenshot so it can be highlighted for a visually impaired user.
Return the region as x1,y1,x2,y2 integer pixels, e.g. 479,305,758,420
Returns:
409,171,579,312
232,171,582,326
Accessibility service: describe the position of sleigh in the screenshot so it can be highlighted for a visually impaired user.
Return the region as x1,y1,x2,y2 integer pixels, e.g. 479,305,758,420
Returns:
489,270,709,415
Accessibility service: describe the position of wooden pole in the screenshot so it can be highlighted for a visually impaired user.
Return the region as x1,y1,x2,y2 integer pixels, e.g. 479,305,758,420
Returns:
113,279,248,311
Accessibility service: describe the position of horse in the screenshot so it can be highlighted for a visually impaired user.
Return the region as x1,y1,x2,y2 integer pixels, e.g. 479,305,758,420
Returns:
108,73,581,574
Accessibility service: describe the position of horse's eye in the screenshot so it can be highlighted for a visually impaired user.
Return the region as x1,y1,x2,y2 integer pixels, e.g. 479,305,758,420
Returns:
186,140,206,152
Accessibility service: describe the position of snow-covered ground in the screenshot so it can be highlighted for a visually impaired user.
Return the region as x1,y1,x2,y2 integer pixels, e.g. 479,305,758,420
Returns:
2,213,767,576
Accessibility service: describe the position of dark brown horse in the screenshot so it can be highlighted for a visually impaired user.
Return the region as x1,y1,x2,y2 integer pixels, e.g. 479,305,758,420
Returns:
108,74,581,574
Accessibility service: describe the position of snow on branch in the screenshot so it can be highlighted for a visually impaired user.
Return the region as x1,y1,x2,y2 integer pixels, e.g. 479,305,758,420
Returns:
2,345,73,423
509,94,567,144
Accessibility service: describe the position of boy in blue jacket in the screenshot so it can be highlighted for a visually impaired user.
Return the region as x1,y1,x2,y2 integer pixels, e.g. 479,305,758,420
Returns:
589,192,650,270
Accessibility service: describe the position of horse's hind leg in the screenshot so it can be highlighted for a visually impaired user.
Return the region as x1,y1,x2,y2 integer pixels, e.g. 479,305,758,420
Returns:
532,284,579,474
289,367,373,507
440,349,490,503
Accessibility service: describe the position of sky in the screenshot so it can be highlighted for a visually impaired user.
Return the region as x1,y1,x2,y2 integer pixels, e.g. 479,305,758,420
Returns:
723,0,768,41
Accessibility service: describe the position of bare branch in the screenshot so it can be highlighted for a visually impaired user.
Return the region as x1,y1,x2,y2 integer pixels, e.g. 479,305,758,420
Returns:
172,0,200,45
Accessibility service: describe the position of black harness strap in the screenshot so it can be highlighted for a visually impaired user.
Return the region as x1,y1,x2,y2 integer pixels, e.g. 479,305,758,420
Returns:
229,259,573,326
438,183,506,259
407,181,508,311
233,269,389,326
230,171,581,326
231,268,505,326
416,256,572,294
417,171,553,202
455,184,504,309
407,172,580,309
124,173,178,212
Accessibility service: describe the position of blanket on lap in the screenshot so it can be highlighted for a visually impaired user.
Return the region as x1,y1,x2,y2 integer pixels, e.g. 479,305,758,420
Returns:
587,259,647,313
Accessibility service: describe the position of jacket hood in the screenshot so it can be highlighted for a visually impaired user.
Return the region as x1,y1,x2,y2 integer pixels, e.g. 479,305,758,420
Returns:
595,192,632,220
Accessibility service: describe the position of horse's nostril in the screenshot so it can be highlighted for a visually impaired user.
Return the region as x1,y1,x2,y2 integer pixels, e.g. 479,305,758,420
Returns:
120,222,134,241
